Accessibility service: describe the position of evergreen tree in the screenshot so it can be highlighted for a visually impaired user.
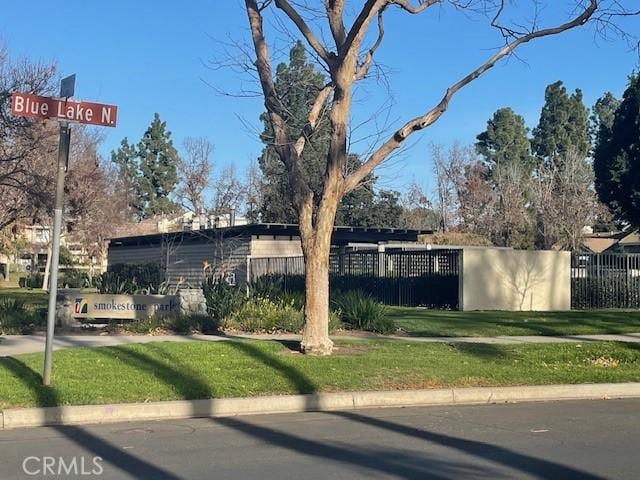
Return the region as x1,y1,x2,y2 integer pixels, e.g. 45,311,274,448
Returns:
258,42,328,223
532,81,590,164
370,190,404,228
590,92,620,150
476,107,534,178
136,113,180,218
111,137,141,218
476,109,536,247
594,74,640,226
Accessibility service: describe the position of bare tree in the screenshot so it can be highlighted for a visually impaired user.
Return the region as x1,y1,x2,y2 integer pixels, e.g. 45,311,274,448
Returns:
241,0,637,354
456,159,496,239
400,179,438,230
176,137,214,213
491,161,535,248
432,143,469,232
212,165,244,217
242,163,264,222
65,127,128,261
0,44,58,230
533,150,604,251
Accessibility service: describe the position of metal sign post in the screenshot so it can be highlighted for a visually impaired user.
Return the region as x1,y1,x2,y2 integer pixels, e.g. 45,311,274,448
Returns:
43,75,75,386
43,121,70,386
10,75,117,386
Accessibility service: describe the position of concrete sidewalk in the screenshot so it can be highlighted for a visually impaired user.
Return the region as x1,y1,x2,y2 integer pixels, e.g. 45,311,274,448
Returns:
2,331,640,357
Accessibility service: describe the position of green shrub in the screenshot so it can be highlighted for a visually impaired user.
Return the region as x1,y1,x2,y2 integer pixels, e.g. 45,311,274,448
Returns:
331,290,394,334
166,314,220,334
124,317,166,334
0,298,42,334
58,245,75,266
59,269,89,288
226,297,303,333
88,263,165,294
107,263,164,290
328,309,343,333
123,313,219,335
88,271,137,294
20,273,44,289
202,277,245,322
251,274,285,300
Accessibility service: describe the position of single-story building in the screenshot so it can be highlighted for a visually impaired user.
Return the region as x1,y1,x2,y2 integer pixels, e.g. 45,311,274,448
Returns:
107,223,432,288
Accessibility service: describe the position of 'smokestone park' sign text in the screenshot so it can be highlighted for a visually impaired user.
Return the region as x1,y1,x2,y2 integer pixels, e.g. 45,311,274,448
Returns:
73,295,178,320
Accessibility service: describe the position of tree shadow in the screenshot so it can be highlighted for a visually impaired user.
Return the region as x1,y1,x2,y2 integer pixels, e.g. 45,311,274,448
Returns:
0,357,184,480
96,343,214,399
224,340,317,394
395,309,640,338
449,342,511,360
0,338,614,479
212,415,499,480
325,410,605,480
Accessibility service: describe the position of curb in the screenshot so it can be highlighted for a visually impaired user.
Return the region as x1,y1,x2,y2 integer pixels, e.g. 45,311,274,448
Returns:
2,382,640,430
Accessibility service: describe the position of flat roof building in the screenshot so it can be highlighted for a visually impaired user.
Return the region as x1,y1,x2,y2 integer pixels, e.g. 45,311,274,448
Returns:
108,223,433,287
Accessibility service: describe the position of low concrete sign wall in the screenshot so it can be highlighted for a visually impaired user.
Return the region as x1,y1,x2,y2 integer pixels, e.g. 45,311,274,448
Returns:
72,294,179,320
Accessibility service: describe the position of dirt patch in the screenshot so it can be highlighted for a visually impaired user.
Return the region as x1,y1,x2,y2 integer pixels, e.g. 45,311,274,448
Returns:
276,342,375,357
589,357,621,368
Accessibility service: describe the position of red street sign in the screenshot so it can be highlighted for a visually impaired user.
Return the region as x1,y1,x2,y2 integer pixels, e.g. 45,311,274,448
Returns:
10,92,118,127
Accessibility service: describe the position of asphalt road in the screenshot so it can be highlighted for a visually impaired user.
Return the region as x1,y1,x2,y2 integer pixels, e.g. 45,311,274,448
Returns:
1,399,639,480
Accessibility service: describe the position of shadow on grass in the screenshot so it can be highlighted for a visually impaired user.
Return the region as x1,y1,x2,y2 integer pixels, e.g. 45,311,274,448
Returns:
448,342,511,360
0,357,184,480
0,338,613,479
225,340,317,394
389,308,640,337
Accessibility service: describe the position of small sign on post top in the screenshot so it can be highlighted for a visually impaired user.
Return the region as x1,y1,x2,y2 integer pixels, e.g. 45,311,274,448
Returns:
60,74,76,98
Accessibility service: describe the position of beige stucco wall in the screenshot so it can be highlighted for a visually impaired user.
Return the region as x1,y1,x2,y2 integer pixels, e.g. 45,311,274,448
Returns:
460,249,571,311
250,236,303,257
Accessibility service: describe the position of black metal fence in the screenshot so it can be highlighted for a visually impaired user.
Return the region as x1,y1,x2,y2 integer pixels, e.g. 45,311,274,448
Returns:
571,253,640,309
249,249,460,309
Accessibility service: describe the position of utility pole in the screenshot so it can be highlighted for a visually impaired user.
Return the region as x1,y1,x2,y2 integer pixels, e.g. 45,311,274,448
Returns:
43,75,74,386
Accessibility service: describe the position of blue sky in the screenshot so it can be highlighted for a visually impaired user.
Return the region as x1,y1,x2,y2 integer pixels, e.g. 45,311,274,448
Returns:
2,1,638,194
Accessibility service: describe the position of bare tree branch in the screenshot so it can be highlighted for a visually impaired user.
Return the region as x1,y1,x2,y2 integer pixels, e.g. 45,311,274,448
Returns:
325,0,347,48
245,0,315,246
293,82,334,156
274,0,334,64
344,0,599,193
390,0,441,14
355,8,386,80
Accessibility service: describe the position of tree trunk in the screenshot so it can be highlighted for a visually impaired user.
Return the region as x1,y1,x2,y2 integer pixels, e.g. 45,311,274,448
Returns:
42,240,52,291
301,243,333,355
299,175,341,356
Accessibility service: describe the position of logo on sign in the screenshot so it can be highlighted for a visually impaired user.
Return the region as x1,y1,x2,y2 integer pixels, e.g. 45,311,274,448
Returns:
74,298,88,315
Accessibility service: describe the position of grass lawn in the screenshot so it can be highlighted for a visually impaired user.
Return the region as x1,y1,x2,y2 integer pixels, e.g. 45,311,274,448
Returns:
1,339,639,409
387,308,640,337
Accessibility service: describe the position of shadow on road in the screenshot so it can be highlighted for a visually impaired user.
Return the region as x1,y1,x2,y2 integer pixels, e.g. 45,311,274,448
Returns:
1,338,610,479
0,357,184,480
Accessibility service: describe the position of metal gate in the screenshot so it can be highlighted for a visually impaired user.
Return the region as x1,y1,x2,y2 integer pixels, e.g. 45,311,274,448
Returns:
571,253,640,309
249,249,460,309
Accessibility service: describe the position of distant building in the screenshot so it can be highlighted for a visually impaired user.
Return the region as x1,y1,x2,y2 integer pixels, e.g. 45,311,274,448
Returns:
582,230,640,254
2,222,103,276
107,223,432,288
